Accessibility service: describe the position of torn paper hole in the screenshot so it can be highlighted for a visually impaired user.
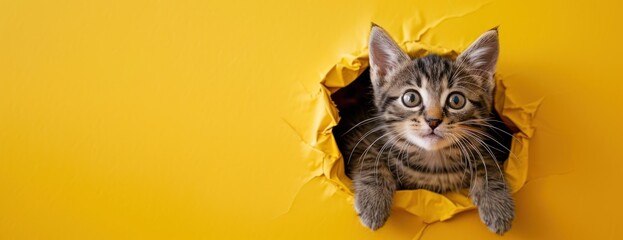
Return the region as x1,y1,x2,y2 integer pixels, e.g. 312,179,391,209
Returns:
316,41,537,224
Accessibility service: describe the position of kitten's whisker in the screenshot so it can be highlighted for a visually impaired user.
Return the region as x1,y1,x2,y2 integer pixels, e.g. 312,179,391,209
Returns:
375,133,404,183
462,124,523,159
396,136,412,184
449,55,468,85
386,133,407,185
447,134,471,187
347,126,385,164
453,132,479,192
473,137,508,188
462,66,496,76
340,116,384,137
454,127,519,161
358,131,394,183
451,65,495,82
479,118,512,126
459,133,489,188
461,119,523,145
450,74,490,92
460,130,508,188
451,52,477,83
459,127,519,161
448,133,470,180
451,76,488,91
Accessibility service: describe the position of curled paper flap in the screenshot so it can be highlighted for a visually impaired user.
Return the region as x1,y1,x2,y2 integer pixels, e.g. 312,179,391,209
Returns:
311,35,538,224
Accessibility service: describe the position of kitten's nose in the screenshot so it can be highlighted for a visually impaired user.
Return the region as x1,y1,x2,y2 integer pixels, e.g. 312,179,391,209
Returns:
425,118,441,130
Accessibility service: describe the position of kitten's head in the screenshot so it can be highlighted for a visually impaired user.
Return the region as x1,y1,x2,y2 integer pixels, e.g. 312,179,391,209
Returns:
368,25,499,151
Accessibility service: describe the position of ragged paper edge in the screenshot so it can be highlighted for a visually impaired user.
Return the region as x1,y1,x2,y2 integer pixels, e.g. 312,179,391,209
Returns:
314,37,538,223
279,20,538,228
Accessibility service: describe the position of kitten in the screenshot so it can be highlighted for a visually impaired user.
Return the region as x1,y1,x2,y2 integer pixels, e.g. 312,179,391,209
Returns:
333,25,515,235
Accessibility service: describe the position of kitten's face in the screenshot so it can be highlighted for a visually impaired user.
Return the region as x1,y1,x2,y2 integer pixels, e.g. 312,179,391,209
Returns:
368,25,499,151
376,56,494,150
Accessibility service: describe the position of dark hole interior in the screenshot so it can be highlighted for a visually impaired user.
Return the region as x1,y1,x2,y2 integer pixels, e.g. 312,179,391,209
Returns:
331,68,513,178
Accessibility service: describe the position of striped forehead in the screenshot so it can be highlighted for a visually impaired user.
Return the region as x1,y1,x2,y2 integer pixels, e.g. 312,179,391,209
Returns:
375,54,494,121
419,76,445,106
413,55,454,88
380,56,454,101
403,55,454,100
375,54,493,113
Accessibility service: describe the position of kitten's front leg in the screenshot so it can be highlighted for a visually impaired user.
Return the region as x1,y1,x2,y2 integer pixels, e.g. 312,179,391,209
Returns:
469,161,515,235
353,160,396,230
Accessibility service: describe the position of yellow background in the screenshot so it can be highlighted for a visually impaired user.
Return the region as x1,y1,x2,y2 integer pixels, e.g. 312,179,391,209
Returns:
1,0,622,239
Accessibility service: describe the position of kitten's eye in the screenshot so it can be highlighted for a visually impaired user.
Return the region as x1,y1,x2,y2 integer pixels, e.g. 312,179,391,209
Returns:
402,90,421,108
447,92,466,109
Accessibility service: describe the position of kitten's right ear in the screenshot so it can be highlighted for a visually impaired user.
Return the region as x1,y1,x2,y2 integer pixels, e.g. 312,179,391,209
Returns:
368,24,410,88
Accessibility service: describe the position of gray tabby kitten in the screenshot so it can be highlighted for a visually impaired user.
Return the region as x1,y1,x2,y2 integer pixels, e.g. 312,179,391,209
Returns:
335,25,514,235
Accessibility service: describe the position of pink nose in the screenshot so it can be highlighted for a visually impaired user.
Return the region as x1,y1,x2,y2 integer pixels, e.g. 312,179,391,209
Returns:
425,118,441,130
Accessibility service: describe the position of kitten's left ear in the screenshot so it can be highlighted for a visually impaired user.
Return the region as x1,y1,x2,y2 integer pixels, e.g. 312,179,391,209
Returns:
368,24,410,88
457,28,499,77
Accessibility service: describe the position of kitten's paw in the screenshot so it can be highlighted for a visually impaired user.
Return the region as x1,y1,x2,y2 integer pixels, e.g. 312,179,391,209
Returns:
477,194,515,235
480,210,513,235
354,188,392,230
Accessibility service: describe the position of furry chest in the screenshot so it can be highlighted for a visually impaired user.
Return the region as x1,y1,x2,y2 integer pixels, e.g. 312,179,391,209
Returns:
390,151,469,193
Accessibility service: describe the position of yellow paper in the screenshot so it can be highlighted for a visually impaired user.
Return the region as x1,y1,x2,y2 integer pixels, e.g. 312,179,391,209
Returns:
2,0,623,239
317,36,536,226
